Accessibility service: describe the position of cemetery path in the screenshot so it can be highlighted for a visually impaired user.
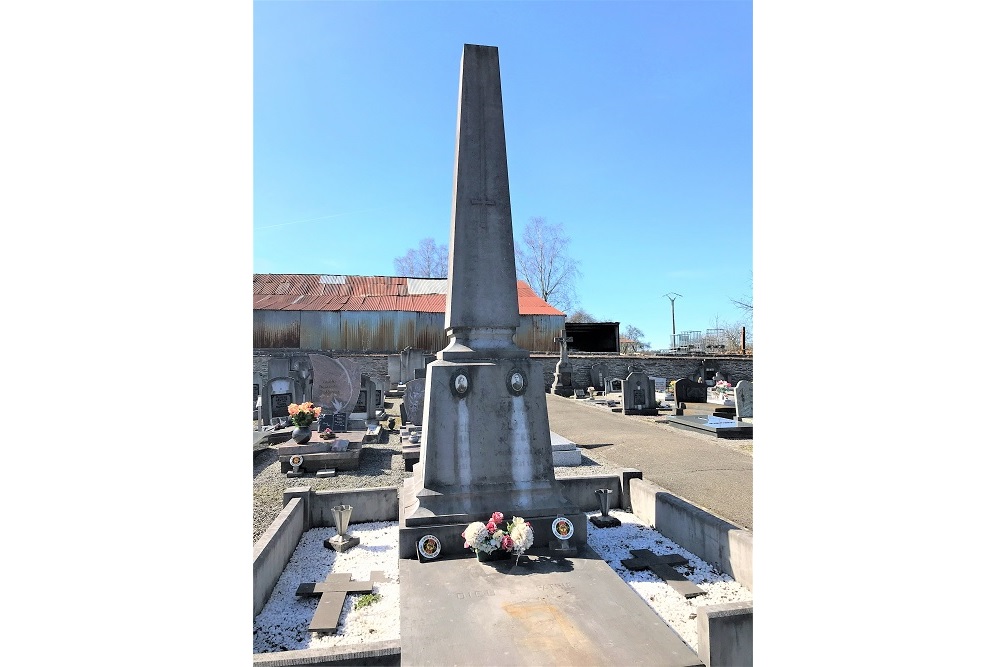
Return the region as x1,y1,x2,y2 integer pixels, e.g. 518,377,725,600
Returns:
544,394,753,531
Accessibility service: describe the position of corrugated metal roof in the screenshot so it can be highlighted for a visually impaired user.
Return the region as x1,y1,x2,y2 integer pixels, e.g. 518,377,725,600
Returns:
253,274,563,316
406,278,448,295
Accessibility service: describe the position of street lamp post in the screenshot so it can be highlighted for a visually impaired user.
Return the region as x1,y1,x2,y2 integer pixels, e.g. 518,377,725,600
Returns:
662,293,682,349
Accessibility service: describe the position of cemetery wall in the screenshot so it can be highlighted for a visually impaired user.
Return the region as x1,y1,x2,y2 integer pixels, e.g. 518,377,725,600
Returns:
253,350,753,387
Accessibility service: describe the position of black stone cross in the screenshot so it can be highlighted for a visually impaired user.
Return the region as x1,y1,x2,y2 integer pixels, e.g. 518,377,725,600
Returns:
295,570,388,633
620,549,705,598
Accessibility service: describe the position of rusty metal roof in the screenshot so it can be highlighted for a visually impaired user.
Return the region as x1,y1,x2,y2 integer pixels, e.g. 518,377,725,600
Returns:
253,274,564,316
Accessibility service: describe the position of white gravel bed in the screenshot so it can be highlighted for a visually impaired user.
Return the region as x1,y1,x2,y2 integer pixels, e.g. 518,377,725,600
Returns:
252,511,752,655
253,520,400,654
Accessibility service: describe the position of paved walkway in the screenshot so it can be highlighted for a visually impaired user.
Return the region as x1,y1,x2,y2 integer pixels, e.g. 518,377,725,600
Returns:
545,393,753,531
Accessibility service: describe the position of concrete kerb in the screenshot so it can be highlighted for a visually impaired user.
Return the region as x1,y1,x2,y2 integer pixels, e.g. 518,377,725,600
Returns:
628,477,753,591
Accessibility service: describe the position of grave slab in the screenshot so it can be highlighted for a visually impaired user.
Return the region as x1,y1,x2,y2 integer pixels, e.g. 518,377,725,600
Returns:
665,415,753,439
400,546,702,666
279,440,363,472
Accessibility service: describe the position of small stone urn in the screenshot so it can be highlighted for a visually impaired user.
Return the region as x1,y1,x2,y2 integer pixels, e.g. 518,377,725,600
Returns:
324,504,360,552
589,488,621,528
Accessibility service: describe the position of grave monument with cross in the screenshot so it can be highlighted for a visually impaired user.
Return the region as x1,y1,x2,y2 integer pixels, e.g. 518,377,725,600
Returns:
550,330,575,397
398,43,585,560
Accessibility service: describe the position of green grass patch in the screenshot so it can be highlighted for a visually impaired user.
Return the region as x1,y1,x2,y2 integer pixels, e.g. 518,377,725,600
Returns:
354,593,382,610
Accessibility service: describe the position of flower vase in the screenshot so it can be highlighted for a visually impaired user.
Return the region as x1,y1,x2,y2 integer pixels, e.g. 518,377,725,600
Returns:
291,425,312,444
476,549,510,563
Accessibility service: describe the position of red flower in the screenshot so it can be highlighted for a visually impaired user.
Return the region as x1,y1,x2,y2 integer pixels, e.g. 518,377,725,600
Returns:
491,512,504,524
486,520,497,534
500,535,514,551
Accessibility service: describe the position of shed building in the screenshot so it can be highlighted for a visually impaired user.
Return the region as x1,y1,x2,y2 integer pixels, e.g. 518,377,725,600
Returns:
253,274,566,353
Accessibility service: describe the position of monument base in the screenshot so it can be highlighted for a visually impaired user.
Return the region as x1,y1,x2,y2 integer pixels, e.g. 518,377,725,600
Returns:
323,535,360,552
398,477,587,559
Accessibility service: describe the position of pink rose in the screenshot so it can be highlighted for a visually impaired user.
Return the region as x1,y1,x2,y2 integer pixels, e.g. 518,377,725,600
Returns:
491,512,504,524
501,535,514,551
486,520,497,534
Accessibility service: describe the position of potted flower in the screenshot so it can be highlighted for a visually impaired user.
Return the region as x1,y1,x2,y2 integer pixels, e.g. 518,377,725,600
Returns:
462,512,534,565
287,401,322,444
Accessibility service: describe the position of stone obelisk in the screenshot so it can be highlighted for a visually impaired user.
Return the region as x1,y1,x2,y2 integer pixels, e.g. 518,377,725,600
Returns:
399,44,584,559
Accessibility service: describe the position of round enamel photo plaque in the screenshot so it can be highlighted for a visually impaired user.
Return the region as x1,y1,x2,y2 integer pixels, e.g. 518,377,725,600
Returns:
551,517,574,540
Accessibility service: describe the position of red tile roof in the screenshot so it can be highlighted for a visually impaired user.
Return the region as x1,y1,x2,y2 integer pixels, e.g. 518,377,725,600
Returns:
253,275,564,316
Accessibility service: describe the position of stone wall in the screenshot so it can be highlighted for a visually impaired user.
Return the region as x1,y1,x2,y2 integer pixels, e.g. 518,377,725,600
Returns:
253,350,752,390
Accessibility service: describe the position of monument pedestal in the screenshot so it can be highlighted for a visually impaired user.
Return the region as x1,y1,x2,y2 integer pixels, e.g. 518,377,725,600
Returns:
399,359,584,559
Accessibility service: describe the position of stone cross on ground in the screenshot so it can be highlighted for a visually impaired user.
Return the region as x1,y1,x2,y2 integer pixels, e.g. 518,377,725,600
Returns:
620,549,706,599
295,570,387,633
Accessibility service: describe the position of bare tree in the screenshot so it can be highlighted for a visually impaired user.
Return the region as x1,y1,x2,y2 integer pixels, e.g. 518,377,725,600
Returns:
514,217,581,313
730,271,753,315
393,238,448,278
620,324,649,354
567,309,598,323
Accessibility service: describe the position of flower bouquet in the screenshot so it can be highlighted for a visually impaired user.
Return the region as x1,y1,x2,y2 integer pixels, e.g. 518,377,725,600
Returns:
462,512,534,566
712,380,732,397
319,428,336,440
287,401,322,427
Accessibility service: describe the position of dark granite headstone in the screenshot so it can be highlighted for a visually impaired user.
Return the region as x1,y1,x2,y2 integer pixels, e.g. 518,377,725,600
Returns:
674,377,708,403
622,371,658,415
318,413,335,432
402,378,426,427
270,393,292,421
331,412,347,432
589,362,609,390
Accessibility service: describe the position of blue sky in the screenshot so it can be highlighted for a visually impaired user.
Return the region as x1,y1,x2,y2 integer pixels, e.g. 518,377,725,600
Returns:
253,1,752,350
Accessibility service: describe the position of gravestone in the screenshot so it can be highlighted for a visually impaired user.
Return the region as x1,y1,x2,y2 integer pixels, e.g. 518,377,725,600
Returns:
589,362,609,390
674,377,708,403
610,378,623,392
317,413,335,433
402,378,426,427
400,347,432,383
291,358,314,403
622,371,658,416
268,357,290,380
550,330,575,397
263,376,299,425
308,354,361,426
650,376,667,393
735,379,753,421
388,355,402,385
331,412,347,432
398,43,584,560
